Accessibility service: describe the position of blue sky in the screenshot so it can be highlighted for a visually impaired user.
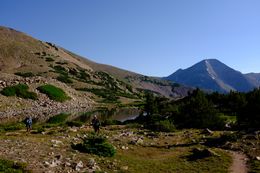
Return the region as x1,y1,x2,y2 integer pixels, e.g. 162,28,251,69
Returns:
1,0,260,76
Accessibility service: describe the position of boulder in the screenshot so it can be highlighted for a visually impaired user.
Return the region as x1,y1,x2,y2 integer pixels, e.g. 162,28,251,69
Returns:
136,138,144,145
44,160,60,168
55,155,62,160
74,160,84,171
120,166,129,171
121,146,128,150
87,158,96,168
191,148,219,159
202,128,214,135
50,140,63,145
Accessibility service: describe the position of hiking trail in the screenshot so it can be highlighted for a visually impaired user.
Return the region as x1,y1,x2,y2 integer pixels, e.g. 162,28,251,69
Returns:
229,151,248,173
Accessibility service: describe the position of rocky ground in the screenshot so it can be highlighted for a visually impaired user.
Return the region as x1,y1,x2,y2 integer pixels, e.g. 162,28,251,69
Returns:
1,124,254,173
0,75,95,123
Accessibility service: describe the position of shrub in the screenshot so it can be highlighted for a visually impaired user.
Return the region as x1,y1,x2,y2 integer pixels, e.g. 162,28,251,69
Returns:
219,132,241,142
188,148,218,160
72,134,116,157
53,65,67,75
47,113,70,124
56,61,68,65
147,120,176,132
125,123,142,129
0,86,16,96
14,72,34,77
77,70,90,81
57,75,73,84
102,119,122,126
0,122,24,132
204,132,241,147
0,159,30,173
75,111,94,123
79,88,119,101
37,84,70,102
35,127,45,134
45,57,55,62
0,84,37,100
250,160,260,173
66,121,84,127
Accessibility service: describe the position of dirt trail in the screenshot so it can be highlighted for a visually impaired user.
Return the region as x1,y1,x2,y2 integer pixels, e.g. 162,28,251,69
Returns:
230,151,248,173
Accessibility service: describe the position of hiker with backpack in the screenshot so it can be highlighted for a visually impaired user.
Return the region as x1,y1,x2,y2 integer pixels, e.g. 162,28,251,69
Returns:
25,116,32,132
91,115,100,134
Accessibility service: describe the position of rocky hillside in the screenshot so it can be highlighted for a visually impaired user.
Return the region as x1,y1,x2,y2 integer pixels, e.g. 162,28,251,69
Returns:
0,26,190,121
245,73,260,87
166,59,256,93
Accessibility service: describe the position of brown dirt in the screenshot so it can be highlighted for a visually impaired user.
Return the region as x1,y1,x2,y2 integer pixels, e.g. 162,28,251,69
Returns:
229,151,248,173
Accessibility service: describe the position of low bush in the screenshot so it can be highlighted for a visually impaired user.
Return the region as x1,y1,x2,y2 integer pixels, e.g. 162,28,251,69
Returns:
66,121,84,127
77,70,90,81
47,113,70,124
102,119,122,126
14,72,34,77
35,127,45,134
72,133,116,157
0,86,16,96
56,61,68,65
188,148,218,160
77,88,120,102
0,158,30,173
75,111,94,123
146,119,176,132
0,122,24,132
204,132,241,147
219,132,241,142
53,65,67,75
57,75,73,84
125,123,142,129
37,84,70,102
45,57,55,62
250,160,260,173
0,84,37,100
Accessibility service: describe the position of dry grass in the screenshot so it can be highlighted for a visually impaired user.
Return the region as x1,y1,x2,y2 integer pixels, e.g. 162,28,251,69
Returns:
0,124,233,173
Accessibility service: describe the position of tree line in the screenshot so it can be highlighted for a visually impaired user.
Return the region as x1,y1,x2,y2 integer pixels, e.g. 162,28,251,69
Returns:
139,88,260,131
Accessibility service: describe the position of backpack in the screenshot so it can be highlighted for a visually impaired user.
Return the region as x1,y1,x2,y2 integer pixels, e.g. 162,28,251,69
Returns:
26,117,32,124
93,119,100,127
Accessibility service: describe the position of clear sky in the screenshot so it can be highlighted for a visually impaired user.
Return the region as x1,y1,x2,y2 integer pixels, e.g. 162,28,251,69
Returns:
1,0,260,76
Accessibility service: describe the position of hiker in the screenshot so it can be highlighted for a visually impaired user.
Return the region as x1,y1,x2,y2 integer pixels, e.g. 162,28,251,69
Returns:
25,116,32,132
91,115,100,134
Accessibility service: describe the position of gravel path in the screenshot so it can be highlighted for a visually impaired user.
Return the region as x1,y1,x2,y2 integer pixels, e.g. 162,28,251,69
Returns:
230,151,248,173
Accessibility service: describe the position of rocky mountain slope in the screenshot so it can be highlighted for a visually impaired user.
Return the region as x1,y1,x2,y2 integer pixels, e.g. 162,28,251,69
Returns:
166,59,257,93
245,73,260,87
0,26,190,121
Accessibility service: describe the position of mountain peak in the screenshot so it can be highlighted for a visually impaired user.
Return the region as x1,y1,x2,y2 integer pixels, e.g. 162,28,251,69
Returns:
203,58,218,61
166,59,255,92
200,58,222,64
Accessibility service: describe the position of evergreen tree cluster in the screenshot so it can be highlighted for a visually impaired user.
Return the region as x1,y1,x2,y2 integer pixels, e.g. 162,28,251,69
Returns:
208,89,260,129
141,88,260,131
